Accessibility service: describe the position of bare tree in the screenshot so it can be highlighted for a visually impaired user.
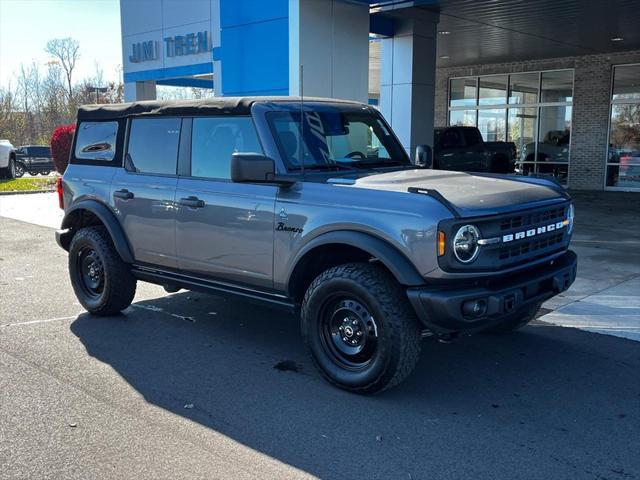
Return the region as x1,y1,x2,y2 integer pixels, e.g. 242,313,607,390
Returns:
45,38,80,101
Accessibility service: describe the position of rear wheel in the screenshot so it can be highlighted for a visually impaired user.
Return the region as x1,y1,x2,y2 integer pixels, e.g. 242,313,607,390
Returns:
301,263,422,394
69,226,137,316
7,157,16,179
41,170,50,176
28,171,39,176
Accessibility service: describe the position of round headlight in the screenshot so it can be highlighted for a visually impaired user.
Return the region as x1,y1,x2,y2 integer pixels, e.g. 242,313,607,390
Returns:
453,225,480,263
567,204,575,235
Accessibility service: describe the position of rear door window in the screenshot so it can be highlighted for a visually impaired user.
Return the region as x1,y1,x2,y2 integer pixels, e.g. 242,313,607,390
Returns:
75,121,118,161
126,118,181,175
190,117,262,179
32,146,50,156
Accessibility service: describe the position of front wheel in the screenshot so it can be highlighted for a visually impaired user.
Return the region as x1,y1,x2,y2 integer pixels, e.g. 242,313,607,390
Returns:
69,226,137,316
14,162,25,178
301,263,422,394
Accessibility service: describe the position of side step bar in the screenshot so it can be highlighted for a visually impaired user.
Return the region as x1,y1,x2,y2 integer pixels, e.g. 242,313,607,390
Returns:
131,265,297,312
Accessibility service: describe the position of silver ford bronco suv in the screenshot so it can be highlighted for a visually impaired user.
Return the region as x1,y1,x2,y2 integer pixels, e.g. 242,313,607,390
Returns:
56,97,577,393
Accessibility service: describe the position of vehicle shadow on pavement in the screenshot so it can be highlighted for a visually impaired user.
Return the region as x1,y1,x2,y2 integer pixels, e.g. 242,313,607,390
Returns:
70,291,640,479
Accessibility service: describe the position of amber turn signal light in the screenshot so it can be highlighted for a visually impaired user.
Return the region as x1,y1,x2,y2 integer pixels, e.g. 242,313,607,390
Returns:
438,230,446,256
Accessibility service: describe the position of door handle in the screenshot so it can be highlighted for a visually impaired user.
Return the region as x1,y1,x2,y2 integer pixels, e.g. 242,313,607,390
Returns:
179,196,205,208
114,189,134,200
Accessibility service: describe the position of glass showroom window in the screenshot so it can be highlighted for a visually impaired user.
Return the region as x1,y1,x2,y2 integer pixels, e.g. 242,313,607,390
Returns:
607,64,640,190
448,69,574,184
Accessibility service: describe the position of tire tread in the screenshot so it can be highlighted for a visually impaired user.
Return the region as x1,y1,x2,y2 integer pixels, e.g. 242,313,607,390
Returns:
302,262,421,394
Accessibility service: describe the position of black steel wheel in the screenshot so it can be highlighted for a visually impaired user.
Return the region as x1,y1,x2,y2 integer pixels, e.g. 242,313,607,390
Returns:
75,247,105,299
301,263,422,394
319,296,379,370
69,226,136,316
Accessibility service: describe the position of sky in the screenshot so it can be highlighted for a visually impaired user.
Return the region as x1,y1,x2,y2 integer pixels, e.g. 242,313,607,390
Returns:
0,0,122,89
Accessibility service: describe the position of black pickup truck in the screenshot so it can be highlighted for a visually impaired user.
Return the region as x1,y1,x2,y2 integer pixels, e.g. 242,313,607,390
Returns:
14,145,54,177
433,126,516,174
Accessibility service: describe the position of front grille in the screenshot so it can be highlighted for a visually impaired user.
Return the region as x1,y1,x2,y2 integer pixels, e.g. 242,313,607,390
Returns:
498,232,564,260
438,201,572,273
499,206,565,231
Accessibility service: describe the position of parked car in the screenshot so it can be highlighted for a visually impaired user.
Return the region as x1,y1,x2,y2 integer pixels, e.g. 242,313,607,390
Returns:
56,97,576,394
433,126,516,173
518,130,570,177
14,145,54,177
0,139,17,179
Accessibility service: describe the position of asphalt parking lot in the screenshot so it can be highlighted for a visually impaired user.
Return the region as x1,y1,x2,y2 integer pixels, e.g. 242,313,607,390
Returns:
1,197,639,479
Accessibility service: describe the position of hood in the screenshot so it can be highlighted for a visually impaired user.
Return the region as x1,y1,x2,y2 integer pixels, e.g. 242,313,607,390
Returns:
339,169,568,218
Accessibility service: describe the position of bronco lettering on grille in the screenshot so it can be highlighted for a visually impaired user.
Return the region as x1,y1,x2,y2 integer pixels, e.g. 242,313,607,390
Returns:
501,220,566,243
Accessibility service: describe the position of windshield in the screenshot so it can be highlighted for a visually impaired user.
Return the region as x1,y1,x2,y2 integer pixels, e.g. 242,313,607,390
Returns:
267,108,410,171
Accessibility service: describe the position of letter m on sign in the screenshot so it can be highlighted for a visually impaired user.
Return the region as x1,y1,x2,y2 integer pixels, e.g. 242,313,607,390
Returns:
142,41,156,61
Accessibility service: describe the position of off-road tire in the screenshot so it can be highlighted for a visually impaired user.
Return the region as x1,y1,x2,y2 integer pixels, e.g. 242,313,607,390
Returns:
484,302,542,334
69,226,137,316
7,157,16,179
301,263,422,394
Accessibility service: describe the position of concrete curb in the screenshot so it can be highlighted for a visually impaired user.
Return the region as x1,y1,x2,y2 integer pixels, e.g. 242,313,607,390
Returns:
0,189,55,196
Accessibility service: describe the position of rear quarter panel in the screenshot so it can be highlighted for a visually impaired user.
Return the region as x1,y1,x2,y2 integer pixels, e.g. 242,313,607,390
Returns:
62,165,119,219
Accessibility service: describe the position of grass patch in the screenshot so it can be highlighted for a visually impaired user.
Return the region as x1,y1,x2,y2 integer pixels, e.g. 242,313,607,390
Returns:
0,177,57,193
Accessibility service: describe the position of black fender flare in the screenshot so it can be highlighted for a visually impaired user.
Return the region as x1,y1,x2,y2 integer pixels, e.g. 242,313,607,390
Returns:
287,230,425,294
60,199,134,263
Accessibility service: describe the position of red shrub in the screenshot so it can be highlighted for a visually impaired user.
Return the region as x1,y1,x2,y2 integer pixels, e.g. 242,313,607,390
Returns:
50,124,76,174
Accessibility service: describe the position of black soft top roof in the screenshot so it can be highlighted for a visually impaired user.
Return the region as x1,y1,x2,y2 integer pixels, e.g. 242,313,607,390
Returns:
76,96,364,121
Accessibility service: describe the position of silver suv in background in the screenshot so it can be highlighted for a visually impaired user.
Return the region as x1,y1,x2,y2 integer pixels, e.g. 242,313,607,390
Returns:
55,97,577,393
0,139,17,179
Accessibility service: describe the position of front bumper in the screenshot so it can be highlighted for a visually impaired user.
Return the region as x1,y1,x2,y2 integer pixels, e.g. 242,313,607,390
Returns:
407,250,577,334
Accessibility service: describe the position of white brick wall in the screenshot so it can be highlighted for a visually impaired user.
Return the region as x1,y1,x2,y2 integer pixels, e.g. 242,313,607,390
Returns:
434,50,640,191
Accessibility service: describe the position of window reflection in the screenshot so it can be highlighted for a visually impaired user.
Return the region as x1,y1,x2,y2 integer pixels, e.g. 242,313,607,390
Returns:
449,109,476,127
479,75,507,106
612,65,640,101
541,70,573,103
537,106,572,163
447,70,573,184
607,101,640,188
477,109,506,141
450,78,477,107
509,72,539,104
508,108,537,161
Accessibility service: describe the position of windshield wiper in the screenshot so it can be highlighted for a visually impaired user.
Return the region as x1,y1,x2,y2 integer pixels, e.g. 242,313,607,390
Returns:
288,163,354,172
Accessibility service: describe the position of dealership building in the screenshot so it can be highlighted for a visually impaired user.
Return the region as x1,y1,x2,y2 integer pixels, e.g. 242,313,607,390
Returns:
120,0,640,192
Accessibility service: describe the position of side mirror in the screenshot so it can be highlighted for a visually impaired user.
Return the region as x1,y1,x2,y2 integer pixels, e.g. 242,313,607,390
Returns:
414,145,433,169
231,153,293,185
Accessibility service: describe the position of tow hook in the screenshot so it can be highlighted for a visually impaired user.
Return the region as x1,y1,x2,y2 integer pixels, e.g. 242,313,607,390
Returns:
504,294,516,313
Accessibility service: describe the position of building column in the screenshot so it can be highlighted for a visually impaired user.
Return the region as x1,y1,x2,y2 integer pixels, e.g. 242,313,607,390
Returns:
124,80,157,102
289,0,369,102
380,12,439,156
